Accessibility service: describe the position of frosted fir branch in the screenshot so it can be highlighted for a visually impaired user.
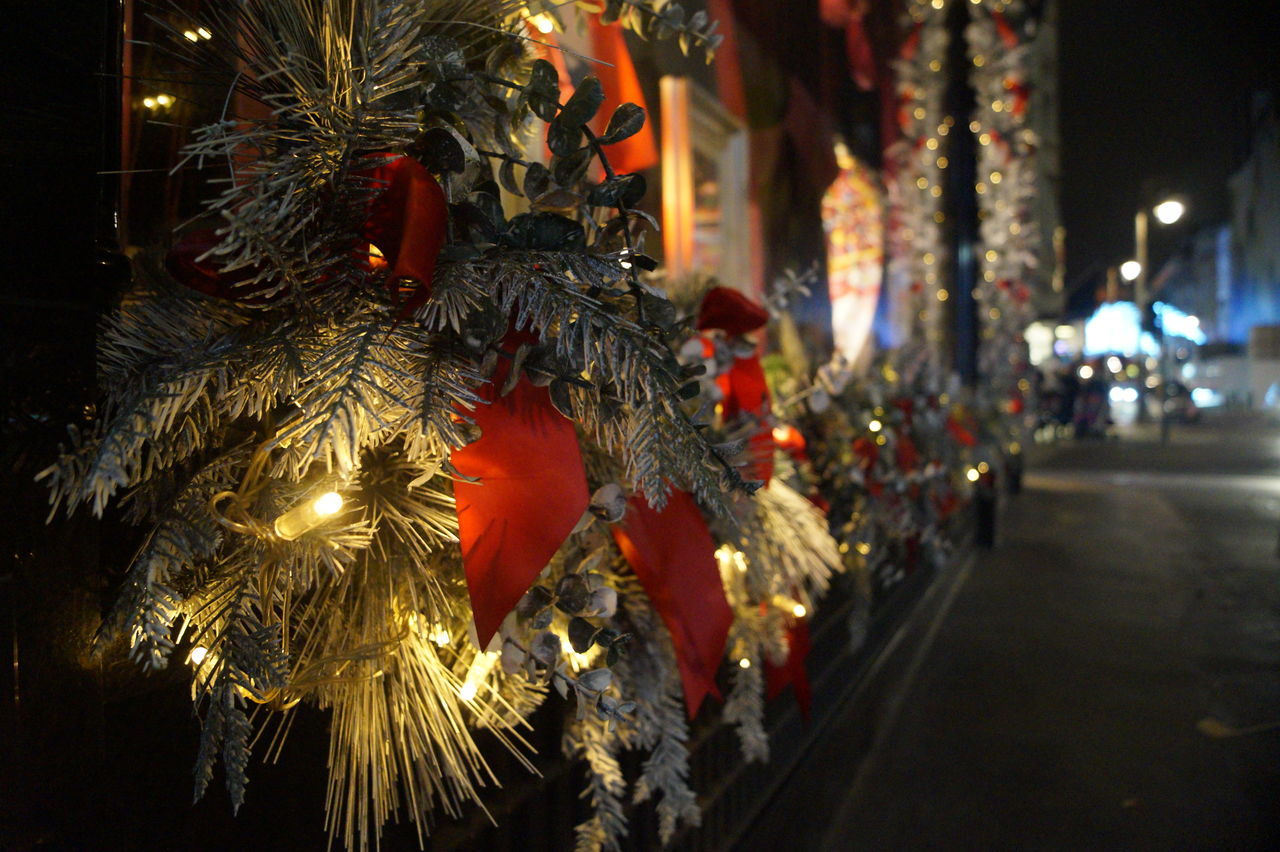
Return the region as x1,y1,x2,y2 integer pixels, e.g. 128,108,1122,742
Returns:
274,310,430,475
614,574,701,845
722,645,768,764
629,668,700,843
566,714,630,852
191,590,289,812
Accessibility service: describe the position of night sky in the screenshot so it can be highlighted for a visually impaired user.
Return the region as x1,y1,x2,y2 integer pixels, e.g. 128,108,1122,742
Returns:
1058,0,1280,289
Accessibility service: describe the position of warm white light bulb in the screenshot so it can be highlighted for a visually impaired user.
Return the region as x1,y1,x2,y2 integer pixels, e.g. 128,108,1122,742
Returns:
274,490,344,540
142,97,157,110
190,646,209,665
792,604,807,618
738,658,751,669
868,419,883,432
1153,199,1185,225
197,26,212,39
459,651,499,702
966,467,980,482
313,491,343,516
529,12,555,33
183,29,199,41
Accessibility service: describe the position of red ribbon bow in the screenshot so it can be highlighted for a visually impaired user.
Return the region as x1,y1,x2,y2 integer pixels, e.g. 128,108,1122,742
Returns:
453,330,590,647
698,287,775,483
612,491,733,718
765,617,813,719
167,155,448,316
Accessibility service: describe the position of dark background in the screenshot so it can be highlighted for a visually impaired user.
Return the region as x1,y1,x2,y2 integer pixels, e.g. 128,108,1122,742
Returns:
1058,0,1280,288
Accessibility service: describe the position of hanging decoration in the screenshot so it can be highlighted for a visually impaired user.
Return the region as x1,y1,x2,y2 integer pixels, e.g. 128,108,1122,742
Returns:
823,147,885,367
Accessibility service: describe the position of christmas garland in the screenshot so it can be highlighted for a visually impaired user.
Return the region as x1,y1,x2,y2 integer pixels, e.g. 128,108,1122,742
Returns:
886,0,952,367
36,2,853,849
966,0,1037,421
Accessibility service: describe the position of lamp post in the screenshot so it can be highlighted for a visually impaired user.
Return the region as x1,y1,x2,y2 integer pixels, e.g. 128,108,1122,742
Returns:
1133,198,1186,443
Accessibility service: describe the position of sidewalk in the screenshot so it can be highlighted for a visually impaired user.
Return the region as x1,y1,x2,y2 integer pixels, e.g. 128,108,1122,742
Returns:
741,416,1280,850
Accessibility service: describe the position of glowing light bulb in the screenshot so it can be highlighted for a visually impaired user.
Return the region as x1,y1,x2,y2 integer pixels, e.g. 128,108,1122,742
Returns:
966,467,980,482
431,626,451,647
274,490,344,540
868,419,882,432
738,658,751,669
792,604,807,618
142,97,157,110
459,651,499,702
977,461,990,474
190,646,209,665
1153,199,1185,225
197,26,212,39
528,12,555,33
155,93,174,107
183,29,199,41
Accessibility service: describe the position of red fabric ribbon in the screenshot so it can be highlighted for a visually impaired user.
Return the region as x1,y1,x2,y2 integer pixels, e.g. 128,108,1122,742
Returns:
993,10,1019,49
765,617,813,719
360,155,448,317
698,287,775,483
166,154,447,315
946,414,978,448
452,334,590,646
895,433,920,473
166,228,270,301
612,491,732,718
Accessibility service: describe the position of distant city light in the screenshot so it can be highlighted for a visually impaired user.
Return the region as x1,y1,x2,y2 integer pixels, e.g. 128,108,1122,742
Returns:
1108,386,1139,403
1153,301,1207,345
1079,365,1094,379
1084,301,1142,357
1190,387,1222,408
1153,199,1186,225
1119,260,1142,281
1106,356,1122,374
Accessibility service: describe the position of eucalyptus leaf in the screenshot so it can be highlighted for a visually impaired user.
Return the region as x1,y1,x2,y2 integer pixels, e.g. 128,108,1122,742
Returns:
523,161,550,199
554,573,589,613
497,159,520,196
559,76,604,128
600,103,646,145
576,667,612,693
503,213,586,250
416,127,465,173
547,117,583,157
526,59,560,121
548,379,574,419
568,616,599,653
588,173,646,208
516,584,553,619
553,147,593,186
584,587,617,618
531,631,561,664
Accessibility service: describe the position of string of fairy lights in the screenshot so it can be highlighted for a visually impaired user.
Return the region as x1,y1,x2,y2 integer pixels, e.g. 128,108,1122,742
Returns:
889,0,952,363
967,0,1037,409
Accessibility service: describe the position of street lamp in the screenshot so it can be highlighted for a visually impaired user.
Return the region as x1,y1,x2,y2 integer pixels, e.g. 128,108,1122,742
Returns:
1133,196,1188,442
1153,199,1186,226
1119,260,1141,282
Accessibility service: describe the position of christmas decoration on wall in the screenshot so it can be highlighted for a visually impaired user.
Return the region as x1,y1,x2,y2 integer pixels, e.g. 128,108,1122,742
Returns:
885,0,952,365
38,2,773,849
966,0,1037,424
